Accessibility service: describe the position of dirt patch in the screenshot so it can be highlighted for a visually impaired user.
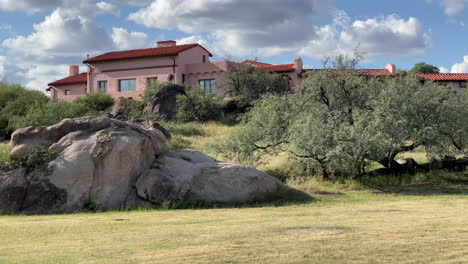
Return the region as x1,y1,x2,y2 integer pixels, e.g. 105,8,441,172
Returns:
284,228,344,235
364,210,405,213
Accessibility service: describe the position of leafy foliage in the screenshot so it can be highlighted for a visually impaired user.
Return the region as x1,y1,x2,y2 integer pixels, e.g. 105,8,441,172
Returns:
408,62,440,74
74,92,114,112
0,82,49,140
0,147,58,173
218,56,464,179
175,87,224,122
223,63,290,105
10,101,93,129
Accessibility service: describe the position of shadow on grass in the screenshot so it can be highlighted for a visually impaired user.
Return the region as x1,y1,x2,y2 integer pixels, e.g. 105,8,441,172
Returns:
165,186,316,210
360,170,468,196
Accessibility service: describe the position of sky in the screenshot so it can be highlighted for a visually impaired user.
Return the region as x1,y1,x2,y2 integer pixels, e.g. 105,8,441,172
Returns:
1,0,468,90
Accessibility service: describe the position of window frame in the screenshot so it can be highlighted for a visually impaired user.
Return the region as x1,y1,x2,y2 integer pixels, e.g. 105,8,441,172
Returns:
198,79,216,95
118,78,137,92
64,89,71,96
146,77,158,89
202,55,206,63
98,80,108,93
460,81,467,88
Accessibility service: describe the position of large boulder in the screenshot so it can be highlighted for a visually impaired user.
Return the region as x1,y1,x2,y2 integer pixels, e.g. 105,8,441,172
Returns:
1,117,283,214
136,150,283,204
143,84,186,120
5,117,169,213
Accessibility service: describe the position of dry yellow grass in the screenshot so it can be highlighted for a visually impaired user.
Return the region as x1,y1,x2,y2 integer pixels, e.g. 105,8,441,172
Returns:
0,194,466,264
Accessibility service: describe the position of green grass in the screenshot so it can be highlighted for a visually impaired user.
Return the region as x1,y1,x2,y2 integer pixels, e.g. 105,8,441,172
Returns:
0,180,466,263
0,123,467,263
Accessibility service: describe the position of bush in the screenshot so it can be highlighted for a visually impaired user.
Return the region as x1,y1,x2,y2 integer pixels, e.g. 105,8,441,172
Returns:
114,97,146,120
160,122,204,137
0,82,49,139
74,92,114,112
10,101,93,129
141,81,164,104
0,147,58,173
175,87,224,122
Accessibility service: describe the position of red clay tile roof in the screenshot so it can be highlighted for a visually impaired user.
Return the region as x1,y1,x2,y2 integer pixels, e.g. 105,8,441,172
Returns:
418,73,468,81
258,64,295,73
304,69,392,76
83,44,213,63
241,60,273,67
48,73,87,87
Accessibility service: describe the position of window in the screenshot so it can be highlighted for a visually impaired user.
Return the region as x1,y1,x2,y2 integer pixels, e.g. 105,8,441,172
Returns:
461,81,467,88
147,77,158,88
118,79,136,92
65,89,71,95
202,55,206,63
198,79,216,94
168,74,174,83
98,80,107,92
182,74,186,84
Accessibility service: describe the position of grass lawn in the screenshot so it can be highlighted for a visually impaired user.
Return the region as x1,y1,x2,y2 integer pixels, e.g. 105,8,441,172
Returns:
0,189,467,264
0,122,467,263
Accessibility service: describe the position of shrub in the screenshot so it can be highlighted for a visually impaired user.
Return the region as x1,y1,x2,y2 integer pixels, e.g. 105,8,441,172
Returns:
141,81,164,104
0,82,49,139
0,147,58,173
74,93,114,112
10,101,93,129
175,87,224,122
160,122,204,137
114,97,146,120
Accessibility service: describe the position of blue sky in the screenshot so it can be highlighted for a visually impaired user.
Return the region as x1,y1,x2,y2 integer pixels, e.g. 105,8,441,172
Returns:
1,0,468,90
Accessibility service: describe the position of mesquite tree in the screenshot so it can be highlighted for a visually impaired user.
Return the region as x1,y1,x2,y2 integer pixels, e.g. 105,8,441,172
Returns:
219,61,467,179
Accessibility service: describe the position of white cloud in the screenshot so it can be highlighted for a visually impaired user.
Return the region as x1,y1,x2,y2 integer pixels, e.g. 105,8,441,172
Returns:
300,13,432,59
439,66,449,73
439,0,468,17
111,27,152,50
96,1,120,16
128,2,431,60
0,56,5,80
109,0,152,5
1,5,151,90
450,55,468,73
128,0,335,57
0,0,120,16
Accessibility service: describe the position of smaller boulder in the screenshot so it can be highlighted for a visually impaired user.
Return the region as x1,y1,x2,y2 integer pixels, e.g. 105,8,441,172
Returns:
0,168,28,213
143,84,186,121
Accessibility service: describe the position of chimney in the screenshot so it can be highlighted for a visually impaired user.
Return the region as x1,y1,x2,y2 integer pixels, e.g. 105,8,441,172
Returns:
294,57,303,72
385,63,396,75
157,40,177,48
69,65,79,76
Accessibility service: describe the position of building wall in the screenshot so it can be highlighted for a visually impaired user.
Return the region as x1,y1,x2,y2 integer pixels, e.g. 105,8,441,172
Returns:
440,81,465,94
50,83,87,102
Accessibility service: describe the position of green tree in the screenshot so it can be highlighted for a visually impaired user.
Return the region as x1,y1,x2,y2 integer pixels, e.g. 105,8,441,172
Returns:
408,62,440,74
219,55,460,179
175,86,224,122
223,63,290,105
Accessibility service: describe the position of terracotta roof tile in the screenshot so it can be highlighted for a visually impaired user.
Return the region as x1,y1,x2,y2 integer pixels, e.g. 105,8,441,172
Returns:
48,73,87,87
418,73,468,81
304,69,392,76
258,64,295,73
241,60,273,67
84,44,213,63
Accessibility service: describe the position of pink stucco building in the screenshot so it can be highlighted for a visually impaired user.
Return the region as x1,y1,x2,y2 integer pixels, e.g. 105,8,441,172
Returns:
49,40,466,101
47,40,307,101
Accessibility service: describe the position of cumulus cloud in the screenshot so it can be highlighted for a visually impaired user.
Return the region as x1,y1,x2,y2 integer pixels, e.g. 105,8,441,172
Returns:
450,55,468,72
0,0,120,16
1,5,150,90
300,13,432,59
439,66,449,73
128,2,431,60
128,0,335,57
109,0,152,5
0,56,5,80
439,0,468,17
111,27,152,50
